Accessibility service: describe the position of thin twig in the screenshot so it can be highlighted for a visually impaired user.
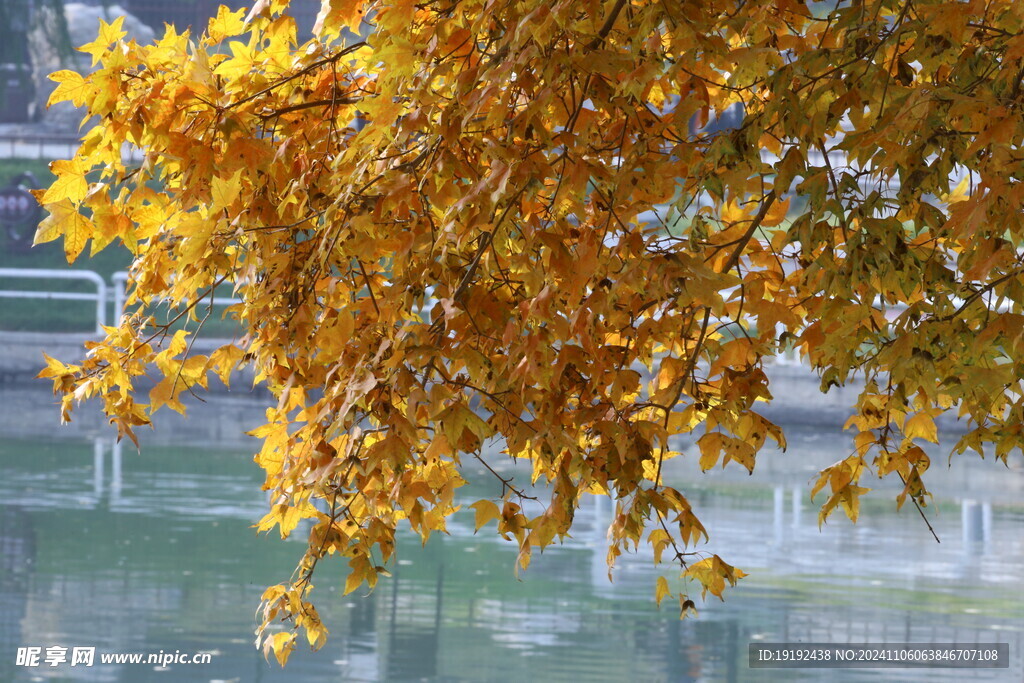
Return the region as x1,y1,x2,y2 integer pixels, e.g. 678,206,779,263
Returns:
898,472,941,543
357,258,381,318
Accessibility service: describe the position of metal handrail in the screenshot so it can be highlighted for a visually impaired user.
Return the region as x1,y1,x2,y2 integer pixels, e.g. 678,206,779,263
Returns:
4,268,1014,360
0,268,245,335
0,134,145,162
0,267,107,333
110,270,241,326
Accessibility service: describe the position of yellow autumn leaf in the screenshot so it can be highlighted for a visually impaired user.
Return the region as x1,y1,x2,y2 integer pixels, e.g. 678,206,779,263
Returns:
208,344,245,387
304,618,328,649
149,376,186,414
34,200,94,262
207,5,248,43
939,175,971,204
904,413,938,443
268,632,295,667
697,432,724,471
720,201,748,223
314,0,368,39
684,555,746,601
344,555,371,595
655,575,671,606
46,70,91,108
210,169,243,213
759,196,791,228
77,15,127,65
41,159,89,205
470,499,501,532
649,528,671,564
37,352,69,379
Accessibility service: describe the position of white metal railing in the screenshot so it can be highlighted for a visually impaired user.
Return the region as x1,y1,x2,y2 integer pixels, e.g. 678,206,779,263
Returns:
0,134,145,163
0,269,242,335
111,271,128,325
0,267,107,334
1,269,1017,362
109,271,240,327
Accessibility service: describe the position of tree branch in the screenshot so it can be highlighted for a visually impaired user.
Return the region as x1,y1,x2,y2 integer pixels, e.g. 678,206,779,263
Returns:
259,97,360,120
587,0,630,49
720,190,777,274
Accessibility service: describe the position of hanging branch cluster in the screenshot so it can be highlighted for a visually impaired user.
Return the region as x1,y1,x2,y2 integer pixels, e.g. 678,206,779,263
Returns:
35,0,1024,664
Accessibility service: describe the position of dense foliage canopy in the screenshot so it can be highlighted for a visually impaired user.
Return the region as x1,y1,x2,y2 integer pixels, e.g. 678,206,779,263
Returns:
36,0,1024,664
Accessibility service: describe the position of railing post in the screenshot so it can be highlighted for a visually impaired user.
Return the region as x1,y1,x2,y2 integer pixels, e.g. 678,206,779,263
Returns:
95,277,107,333
112,271,128,325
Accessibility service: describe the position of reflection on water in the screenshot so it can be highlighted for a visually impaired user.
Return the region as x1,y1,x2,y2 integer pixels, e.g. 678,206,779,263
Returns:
1,389,1022,682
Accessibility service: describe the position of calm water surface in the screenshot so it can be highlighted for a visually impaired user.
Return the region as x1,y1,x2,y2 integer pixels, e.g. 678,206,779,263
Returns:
1,388,1022,682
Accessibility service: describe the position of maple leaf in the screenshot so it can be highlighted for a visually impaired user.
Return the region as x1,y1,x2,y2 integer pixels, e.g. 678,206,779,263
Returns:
34,199,94,263
46,70,91,108
210,169,243,213
904,413,939,444
314,0,368,38
469,499,501,532
76,15,127,66
40,159,89,205
207,6,248,44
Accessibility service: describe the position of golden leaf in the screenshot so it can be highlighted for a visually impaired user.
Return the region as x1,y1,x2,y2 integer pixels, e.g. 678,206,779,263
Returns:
34,200,94,262
46,70,90,108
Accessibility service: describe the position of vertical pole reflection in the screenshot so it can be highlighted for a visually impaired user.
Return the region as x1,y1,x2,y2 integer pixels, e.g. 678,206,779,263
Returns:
92,438,104,501
791,486,801,530
773,486,784,546
345,572,378,678
982,502,992,551
961,499,985,546
726,620,739,683
590,492,613,589
387,561,398,673
384,553,441,680
664,617,698,682
591,491,611,547
434,561,444,633
110,439,122,505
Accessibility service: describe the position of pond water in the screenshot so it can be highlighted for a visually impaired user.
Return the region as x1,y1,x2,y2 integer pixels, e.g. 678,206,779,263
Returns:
1,388,1022,682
